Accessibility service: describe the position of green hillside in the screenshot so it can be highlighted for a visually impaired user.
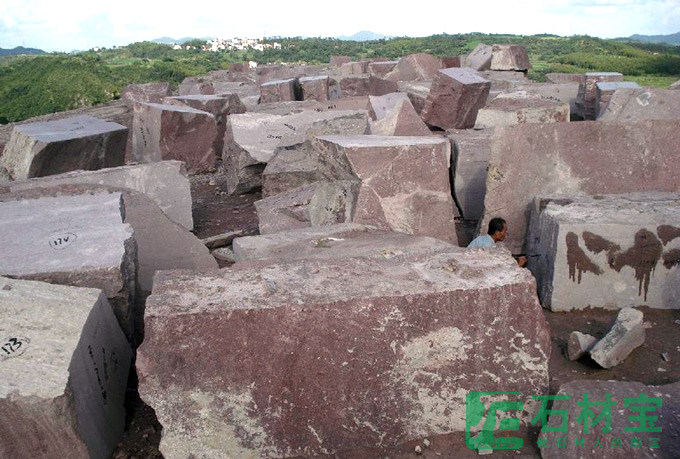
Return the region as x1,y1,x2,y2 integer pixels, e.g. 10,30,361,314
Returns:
1,34,679,124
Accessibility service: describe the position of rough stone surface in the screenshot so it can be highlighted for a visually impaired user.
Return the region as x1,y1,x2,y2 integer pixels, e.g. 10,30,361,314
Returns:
479,70,529,90
575,72,624,119
232,223,454,262
0,277,132,459
178,79,215,96
131,102,217,174
466,44,493,71
369,95,432,136
595,81,641,117
299,75,330,102
225,110,369,194
340,61,369,75
138,248,550,457
598,87,680,122
481,120,680,254
368,60,398,76
474,92,569,128
540,380,680,458
527,193,680,310
513,82,581,116
440,56,461,68
339,75,399,97
202,230,246,249
384,53,442,82
260,78,299,103
422,68,491,130
447,128,493,220
0,115,127,180
545,73,585,84
566,331,597,360
0,190,137,339
590,307,645,368
164,94,246,156
210,247,236,263
255,181,359,234
489,45,530,71
8,160,194,230
121,82,172,106
397,81,432,115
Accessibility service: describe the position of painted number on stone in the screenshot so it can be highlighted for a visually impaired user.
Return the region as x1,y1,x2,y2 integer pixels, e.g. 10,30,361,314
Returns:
49,233,77,250
0,337,30,361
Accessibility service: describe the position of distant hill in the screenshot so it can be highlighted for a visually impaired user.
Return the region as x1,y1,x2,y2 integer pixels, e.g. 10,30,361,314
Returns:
625,31,680,45
0,46,46,56
337,31,391,41
151,37,213,45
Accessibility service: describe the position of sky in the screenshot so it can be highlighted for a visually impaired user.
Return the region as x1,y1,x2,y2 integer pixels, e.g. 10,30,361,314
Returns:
1,0,679,52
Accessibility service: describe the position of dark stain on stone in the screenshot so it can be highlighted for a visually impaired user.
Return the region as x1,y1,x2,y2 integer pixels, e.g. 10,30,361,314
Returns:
609,229,663,301
663,249,680,270
582,231,620,255
657,225,680,246
566,232,603,284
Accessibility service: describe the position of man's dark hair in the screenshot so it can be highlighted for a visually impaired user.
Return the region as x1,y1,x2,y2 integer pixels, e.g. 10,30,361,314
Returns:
488,217,506,236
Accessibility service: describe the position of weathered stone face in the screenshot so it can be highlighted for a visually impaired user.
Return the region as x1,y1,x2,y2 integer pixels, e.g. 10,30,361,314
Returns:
384,53,442,82
598,87,680,122
479,70,529,90
138,249,550,457
545,73,586,84
594,81,641,117
447,128,493,220
340,61,369,75
440,56,461,68
513,82,581,116
422,68,491,130
539,380,680,458
178,78,215,96
132,102,217,174
298,75,330,102
575,72,623,119
121,82,172,106
0,277,132,459
369,96,433,136
590,307,645,368
490,44,530,71
474,92,570,128
0,115,127,180
527,193,680,311
339,75,399,97
481,120,680,254
368,60,398,76
397,81,432,115
8,161,195,230
259,78,299,103
465,44,493,71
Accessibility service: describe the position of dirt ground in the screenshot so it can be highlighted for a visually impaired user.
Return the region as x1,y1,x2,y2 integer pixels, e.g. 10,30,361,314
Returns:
112,171,680,458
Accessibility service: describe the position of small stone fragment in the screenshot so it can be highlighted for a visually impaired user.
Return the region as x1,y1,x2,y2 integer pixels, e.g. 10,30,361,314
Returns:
590,307,645,368
566,331,598,360
415,445,422,454
662,352,671,362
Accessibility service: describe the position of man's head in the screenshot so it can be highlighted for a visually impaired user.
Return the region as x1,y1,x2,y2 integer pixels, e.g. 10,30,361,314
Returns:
488,217,507,242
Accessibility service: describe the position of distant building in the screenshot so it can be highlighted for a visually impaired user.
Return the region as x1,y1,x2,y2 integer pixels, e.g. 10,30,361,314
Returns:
203,37,281,52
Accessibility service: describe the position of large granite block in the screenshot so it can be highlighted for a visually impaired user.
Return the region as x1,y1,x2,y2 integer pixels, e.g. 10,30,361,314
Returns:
368,93,432,136
8,160,194,230
131,102,217,174
178,78,215,96
138,249,550,457
474,92,569,128
513,82,581,116
465,44,493,71
384,53,441,82
339,75,398,97
0,277,132,459
299,75,330,102
598,87,680,122
575,72,623,119
422,68,491,129
368,60,398,76
0,115,127,180
480,120,680,254
447,128,493,220
397,81,432,115
121,82,172,106
595,81,641,118
490,44,530,71
527,193,680,310
340,61,369,75
0,191,137,339
260,78,299,103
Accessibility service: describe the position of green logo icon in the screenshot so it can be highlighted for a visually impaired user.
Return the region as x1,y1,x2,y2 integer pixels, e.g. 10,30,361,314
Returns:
466,392,524,450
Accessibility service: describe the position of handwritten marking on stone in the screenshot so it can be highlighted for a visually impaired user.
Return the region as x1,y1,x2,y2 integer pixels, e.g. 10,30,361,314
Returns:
0,337,30,361
267,134,282,139
49,232,77,250
283,123,296,131
88,344,108,403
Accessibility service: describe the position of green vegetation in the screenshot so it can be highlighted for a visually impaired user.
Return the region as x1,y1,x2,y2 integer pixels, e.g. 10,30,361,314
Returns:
1,33,679,124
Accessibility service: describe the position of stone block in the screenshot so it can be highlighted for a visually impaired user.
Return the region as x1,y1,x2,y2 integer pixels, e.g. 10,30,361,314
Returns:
466,44,493,71
595,81,641,117
330,55,351,66
440,56,461,68
513,82,581,116
540,380,680,458
566,331,597,360
590,307,645,368
164,94,246,157
255,181,359,234
131,102,217,174
121,82,172,106
478,70,529,91
137,248,550,457
474,92,570,128
369,97,432,136
397,81,432,115
232,223,453,262
384,53,442,82
225,110,369,194
299,75,330,102
0,277,132,459
339,75,398,97
9,160,194,230
545,73,585,84
598,87,680,122
489,44,530,71
178,78,215,96
0,191,137,339
481,120,680,254
447,128,493,220
368,60,398,76
575,72,624,119
421,68,491,129
0,115,127,180
259,78,299,103
527,193,680,311
340,61,369,75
